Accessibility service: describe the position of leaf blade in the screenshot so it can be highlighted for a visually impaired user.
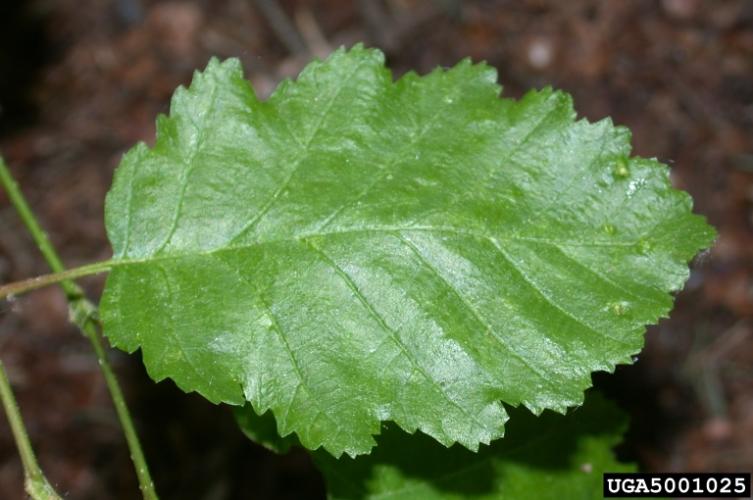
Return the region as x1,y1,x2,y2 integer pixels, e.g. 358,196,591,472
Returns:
312,392,636,500
101,45,715,456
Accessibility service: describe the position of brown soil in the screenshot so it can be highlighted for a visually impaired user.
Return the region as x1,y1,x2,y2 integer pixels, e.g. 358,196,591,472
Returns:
0,1,751,498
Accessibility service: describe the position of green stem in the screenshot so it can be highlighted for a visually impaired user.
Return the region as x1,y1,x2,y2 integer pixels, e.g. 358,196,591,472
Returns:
0,158,78,296
0,360,62,499
0,157,158,499
0,261,113,301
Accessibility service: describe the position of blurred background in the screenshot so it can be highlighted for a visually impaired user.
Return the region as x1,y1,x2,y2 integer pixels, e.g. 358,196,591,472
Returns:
0,0,751,498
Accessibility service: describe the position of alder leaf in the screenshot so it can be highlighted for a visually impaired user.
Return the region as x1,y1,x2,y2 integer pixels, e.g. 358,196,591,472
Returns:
100,45,715,456
234,405,298,454
313,392,636,499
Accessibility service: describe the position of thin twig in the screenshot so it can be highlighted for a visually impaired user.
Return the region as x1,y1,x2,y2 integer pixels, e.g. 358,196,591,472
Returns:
0,360,61,499
0,157,158,499
252,0,308,55
0,261,113,301
294,7,331,58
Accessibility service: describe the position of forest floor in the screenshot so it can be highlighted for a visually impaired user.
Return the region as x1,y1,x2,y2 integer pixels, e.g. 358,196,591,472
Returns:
0,0,751,498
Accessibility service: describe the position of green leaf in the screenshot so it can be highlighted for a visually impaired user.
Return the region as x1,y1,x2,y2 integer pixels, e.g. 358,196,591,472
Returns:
100,45,715,456
234,405,298,454
313,392,636,499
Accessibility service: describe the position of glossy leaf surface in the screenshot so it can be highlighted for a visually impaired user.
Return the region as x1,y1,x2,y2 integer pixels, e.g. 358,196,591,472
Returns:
314,393,635,499
101,45,715,456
